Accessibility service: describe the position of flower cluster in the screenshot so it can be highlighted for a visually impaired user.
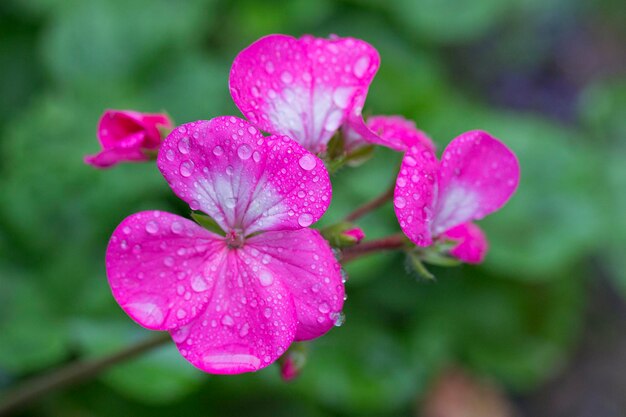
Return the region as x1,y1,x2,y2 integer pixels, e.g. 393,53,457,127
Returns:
91,34,520,375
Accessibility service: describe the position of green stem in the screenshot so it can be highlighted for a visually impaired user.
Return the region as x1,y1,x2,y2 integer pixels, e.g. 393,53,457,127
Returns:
0,333,170,416
341,234,407,263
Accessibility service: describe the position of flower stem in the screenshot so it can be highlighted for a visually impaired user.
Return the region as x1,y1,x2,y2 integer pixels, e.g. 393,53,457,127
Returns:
341,234,407,263
344,182,395,222
0,333,170,416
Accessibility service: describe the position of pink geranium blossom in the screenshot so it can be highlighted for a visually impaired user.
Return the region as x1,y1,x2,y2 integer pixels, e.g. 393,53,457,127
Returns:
393,129,519,263
229,34,383,154
106,116,344,374
85,110,172,168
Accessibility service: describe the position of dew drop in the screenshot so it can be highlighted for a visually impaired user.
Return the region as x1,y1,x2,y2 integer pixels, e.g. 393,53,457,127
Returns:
259,270,273,287
239,322,250,337
213,145,224,156
237,144,252,160
394,196,407,209
298,213,313,227
221,314,234,327
263,307,272,318
179,160,194,177
318,302,330,314
331,311,345,327
191,275,208,292
165,149,175,161
265,61,275,74
125,302,164,327
178,137,190,154
354,55,370,78
298,154,317,171
171,222,183,234
145,221,159,234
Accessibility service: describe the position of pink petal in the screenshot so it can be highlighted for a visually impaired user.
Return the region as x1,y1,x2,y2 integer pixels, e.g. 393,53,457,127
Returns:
367,115,436,152
229,34,379,153
84,146,148,168
247,228,344,341
170,249,298,374
441,222,488,264
106,211,225,331
157,116,331,235
393,145,440,246
432,131,520,234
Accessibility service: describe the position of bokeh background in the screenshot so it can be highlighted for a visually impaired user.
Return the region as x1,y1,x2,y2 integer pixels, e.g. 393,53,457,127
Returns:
1,0,625,416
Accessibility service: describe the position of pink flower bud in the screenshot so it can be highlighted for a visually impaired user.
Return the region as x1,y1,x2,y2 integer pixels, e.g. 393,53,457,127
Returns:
342,227,365,244
85,110,172,168
279,347,307,381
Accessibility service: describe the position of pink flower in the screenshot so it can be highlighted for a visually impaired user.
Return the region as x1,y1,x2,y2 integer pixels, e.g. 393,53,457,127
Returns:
85,110,172,168
229,34,381,154
393,130,520,263
106,116,344,374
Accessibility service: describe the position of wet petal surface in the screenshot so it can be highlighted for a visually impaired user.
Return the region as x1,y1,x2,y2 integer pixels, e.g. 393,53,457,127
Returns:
432,130,520,234
106,211,225,331
230,34,379,153
170,249,297,374
157,117,331,235
247,228,344,341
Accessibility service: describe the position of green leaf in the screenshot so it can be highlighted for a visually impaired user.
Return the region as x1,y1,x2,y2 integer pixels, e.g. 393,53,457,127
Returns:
191,212,225,235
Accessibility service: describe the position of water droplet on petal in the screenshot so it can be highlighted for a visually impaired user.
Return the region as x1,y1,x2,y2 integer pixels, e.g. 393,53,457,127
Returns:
213,145,224,156
237,144,252,160
394,196,407,209
354,55,370,78
259,270,273,287
318,302,330,313
191,275,208,292
125,302,164,327
298,213,313,227
298,154,317,171
221,314,234,327
265,61,275,74
145,221,159,234
171,222,183,234
330,311,345,327
178,137,190,154
179,160,194,177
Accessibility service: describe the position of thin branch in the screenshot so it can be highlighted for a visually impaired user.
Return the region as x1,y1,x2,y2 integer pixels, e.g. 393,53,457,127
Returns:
341,234,407,263
0,333,170,416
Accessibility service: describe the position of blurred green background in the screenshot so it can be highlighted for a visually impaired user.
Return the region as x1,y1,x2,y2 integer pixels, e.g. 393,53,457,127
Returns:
1,0,624,416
